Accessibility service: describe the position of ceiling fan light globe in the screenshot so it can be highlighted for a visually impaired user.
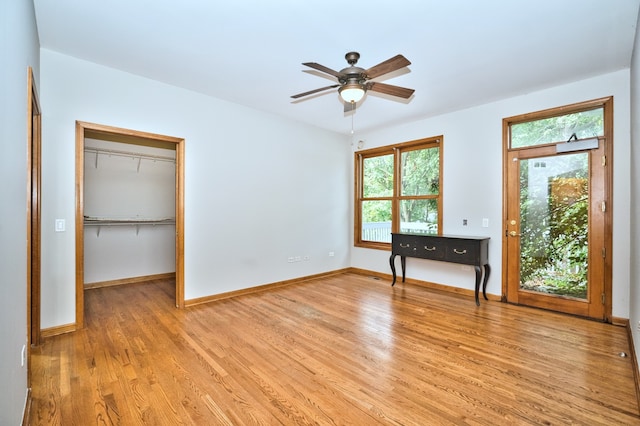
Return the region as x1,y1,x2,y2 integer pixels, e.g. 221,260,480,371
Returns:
339,86,365,103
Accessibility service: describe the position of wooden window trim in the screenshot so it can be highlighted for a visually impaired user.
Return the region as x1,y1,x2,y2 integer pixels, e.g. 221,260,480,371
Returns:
354,136,443,250
506,97,608,151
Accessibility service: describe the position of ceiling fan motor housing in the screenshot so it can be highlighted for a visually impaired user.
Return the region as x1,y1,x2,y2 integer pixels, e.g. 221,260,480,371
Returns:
340,52,366,87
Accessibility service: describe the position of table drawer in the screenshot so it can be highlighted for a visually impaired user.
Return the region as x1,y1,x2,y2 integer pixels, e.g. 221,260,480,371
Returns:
393,234,446,260
395,239,416,256
414,240,446,260
444,241,479,265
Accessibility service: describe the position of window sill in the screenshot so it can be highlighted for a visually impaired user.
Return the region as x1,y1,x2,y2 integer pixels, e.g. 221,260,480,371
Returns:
354,241,391,251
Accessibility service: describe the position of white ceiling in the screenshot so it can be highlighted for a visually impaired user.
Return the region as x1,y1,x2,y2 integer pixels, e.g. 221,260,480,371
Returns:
33,0,639,135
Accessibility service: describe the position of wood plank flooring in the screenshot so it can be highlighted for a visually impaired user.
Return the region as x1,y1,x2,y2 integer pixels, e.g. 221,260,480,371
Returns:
28,273,639,425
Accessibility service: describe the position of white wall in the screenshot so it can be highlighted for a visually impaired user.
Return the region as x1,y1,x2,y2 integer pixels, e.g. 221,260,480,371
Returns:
39,44,634,331
351,70,632,319
0,0,40,423
39,49,351,328
629,11,640,366
83,139,176,283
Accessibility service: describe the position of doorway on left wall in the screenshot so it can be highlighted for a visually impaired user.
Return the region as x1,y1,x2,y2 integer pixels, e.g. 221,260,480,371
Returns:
26,67,42,388
75,121,185,330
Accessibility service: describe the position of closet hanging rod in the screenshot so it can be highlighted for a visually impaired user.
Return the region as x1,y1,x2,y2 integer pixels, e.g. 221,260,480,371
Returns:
84,220,176,225
84,147,175,163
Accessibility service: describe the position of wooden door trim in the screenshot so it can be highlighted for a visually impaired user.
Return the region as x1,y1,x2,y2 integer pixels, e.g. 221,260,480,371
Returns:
501,96,613,321
75,121,185,329
26,66,42,386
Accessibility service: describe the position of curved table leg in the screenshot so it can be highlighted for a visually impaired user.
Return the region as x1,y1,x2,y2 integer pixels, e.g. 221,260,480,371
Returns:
482,264,491,300
474,265,482,306
390,254,397,286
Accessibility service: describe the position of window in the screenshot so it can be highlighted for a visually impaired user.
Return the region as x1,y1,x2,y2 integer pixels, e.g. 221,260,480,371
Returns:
510,107,604,148
355,136,442,249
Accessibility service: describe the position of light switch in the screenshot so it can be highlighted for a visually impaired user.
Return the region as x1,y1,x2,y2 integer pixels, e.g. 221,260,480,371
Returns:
482,218,489,228
55,219,65,232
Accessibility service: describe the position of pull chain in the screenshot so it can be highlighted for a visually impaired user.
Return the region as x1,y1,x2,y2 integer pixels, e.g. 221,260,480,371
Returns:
351,101,356,135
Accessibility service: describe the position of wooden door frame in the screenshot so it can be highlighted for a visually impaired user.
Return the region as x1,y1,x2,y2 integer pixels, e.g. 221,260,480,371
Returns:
501,96,613,321
75,121,185,329
26,66,42,384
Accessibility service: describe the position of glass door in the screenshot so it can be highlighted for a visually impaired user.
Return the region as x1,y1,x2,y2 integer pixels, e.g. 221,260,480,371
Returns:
503,99,611,320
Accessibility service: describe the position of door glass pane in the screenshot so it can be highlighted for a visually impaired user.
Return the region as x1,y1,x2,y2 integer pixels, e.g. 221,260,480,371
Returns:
400,199,438,234
519,153,589,299
511,108,603,148
401,147,439,196
363,154,393,197
361,200,392,243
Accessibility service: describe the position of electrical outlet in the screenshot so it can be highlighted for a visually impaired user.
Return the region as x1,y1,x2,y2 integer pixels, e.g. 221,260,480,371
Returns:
328,251,335,257
462,219,468,226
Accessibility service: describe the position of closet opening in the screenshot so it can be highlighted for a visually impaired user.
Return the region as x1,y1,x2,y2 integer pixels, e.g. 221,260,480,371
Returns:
75,121,185,329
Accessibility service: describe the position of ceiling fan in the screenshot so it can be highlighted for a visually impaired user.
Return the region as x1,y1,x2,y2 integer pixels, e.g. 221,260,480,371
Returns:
291,51,415,112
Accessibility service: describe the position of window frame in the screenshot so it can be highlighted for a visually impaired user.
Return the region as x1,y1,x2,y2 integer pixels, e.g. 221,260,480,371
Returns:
509,104,605,149
354,136,443,250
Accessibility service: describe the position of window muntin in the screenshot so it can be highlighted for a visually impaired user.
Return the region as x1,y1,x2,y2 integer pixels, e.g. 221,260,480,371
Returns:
510,108,604,148
356,137,442,248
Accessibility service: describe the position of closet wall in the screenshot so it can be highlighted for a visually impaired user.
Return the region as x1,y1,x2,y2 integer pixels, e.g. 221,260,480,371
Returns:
83,137,176,285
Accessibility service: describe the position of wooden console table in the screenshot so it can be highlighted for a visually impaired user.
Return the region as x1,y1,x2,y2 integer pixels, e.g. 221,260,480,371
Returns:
390,233,490,305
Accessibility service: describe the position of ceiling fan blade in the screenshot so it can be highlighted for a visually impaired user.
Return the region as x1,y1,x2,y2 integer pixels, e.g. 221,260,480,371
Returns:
291,84,340,99
367,82,415,99
302,62,343,78
364,54,411,79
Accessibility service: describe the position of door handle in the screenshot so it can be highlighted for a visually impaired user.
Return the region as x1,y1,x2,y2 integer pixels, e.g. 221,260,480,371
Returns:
509,231,521,237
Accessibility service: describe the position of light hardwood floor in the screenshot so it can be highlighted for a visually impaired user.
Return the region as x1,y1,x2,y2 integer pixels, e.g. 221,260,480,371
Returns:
28,273,639,425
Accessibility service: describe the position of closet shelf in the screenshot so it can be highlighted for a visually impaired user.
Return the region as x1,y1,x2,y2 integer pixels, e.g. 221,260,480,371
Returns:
84,146,175,172
84,216,175,236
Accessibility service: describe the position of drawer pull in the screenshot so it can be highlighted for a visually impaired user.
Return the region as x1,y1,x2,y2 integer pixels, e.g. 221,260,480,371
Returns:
400,243,411,248
453,249,467,255
424,246,436,251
